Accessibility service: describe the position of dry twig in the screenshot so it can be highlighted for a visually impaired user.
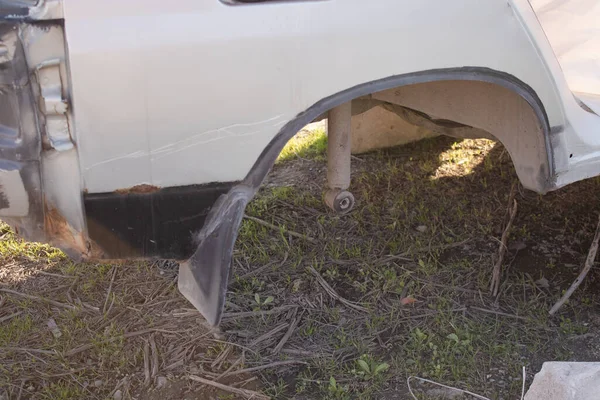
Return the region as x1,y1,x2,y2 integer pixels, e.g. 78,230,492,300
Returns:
490,185,518,296
211,345,232,370
549,213,600,315
66,328,156,357
103,266,118,314
1,347,56,355
375,239,472,266
149,334,159,378
221,305,295,320
0,311,22,323
280,348,324,357
215,354,244,381
470,306,527,321
272,313,301,354
35,270,76,279
143,341,151,387
308,266,369,312
239,252,288,280
249,323,289,348
244,214,316,243
188,375,270,400
226,360,307,377
232,376,258,388
0,288,77,310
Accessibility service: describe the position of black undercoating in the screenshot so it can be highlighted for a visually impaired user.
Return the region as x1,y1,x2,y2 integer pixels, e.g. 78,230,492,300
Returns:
84,182,236,259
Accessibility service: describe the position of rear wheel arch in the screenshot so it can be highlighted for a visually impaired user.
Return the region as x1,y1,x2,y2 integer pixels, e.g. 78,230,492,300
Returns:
245,67,554,194
180,66,556,325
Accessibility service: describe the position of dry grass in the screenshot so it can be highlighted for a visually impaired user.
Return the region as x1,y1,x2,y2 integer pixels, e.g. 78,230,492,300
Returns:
0,233,242,399
2,131,600,399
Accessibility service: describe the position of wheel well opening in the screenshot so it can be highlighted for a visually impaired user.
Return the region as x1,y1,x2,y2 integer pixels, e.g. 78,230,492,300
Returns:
268,79,550,194
244,69,552,196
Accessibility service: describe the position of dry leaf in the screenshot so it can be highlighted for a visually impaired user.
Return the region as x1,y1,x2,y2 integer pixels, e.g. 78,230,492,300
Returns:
400,296,417,305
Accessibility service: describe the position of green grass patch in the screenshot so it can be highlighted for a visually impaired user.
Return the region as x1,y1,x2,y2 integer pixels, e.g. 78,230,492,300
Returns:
0,222,64,261
277,128,327,162
0,314,33,347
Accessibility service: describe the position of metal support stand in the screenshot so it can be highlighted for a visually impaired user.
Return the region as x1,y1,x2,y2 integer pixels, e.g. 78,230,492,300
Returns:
325,102,355,214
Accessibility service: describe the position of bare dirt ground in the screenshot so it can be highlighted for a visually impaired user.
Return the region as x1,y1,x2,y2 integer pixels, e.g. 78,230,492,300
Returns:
1,134,600,399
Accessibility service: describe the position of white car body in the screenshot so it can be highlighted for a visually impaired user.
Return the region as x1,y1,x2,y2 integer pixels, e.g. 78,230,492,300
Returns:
64,0,598,192
0,0,599,324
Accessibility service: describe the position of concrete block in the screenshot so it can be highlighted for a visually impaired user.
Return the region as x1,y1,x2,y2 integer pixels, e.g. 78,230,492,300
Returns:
525,362,600,400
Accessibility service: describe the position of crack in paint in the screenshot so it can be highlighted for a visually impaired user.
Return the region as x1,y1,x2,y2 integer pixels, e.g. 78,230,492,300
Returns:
84,115,285,171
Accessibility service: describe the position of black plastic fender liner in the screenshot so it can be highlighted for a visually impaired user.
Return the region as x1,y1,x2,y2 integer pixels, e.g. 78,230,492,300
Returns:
178,185,253,326
180,67,554,326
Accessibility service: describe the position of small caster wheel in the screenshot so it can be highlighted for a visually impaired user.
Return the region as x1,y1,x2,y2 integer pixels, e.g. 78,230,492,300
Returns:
325,189,355,215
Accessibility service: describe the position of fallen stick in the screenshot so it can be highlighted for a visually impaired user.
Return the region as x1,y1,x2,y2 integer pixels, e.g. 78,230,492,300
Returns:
226,360,307,377
143,341,151,387
280,348,324,357
66,328,155,357
412,277,480,294
188,375,270,400
103,266,118,314
211,345,232,370
215,355,244,381
149,334,159,378
35,270,76,279
0,311,22,323
272,314,300,355
375,239,473,266
470,306,527,321
308,266,369,313
0,288,77,310
221,305,295,320
35,368,88,379
249,323,289,348
549,214,600,315
1,347,56,355
238,252,288,280
232,376,258,388
244,214,316,243
490,185,518,296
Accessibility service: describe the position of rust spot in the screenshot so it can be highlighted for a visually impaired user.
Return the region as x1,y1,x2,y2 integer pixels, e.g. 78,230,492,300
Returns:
44,206,104,260
114,184,161,195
